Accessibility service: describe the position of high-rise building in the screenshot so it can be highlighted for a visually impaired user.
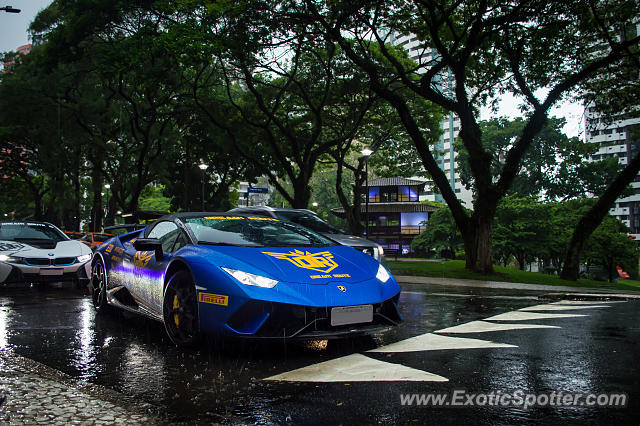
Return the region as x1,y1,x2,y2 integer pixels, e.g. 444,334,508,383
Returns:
389,33,473,207
2,44,31,70
584,107,640,239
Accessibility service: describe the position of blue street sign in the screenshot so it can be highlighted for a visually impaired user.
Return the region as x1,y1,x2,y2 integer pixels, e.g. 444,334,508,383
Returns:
247,187,268,193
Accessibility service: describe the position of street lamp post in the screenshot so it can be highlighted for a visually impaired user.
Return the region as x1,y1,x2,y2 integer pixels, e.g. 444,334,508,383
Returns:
104,184,110,224
198,162,209,211
0,6,21,13
361,148,373,237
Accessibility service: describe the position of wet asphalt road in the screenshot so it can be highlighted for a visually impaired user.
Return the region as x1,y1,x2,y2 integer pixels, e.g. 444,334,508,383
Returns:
0,283,639,425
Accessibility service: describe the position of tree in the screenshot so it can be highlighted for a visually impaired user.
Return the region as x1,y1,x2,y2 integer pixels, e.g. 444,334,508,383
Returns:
411,205,463,256
584,216,639,282
456,117,622,200
297,0,640,273
492,196,550,270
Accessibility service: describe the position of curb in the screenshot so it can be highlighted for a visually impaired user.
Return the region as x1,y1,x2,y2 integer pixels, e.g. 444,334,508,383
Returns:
395,275,640,295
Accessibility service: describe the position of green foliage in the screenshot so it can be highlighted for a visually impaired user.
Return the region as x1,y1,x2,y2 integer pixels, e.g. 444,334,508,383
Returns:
456,117,625,200
493,196,550,268
584,216,639,282
411,207,464,254
138,186,171,212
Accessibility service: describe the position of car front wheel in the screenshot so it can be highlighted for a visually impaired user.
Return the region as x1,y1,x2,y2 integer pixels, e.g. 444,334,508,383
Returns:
91,260,109,312
163,270,200,347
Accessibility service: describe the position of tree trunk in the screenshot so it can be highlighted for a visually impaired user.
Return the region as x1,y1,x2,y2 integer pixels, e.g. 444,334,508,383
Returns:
183,139,191,211
608,259,614,283
463,211,495,274
561,149,640,280
291,175,311,209
335,161,364,236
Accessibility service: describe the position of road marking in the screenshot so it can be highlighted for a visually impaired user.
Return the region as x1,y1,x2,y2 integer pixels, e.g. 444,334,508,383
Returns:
425,292,539,301
484,311,586,321
264,353,448,382
550,300,624,305
519,304,609,311
434,320,559,334
367,333,516,353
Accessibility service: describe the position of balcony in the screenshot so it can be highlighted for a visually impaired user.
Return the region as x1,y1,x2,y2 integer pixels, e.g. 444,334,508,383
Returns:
367,225,426,235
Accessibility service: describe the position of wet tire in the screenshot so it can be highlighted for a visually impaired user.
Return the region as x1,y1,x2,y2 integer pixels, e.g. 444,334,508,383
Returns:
91,260,109,312
163,270,200,347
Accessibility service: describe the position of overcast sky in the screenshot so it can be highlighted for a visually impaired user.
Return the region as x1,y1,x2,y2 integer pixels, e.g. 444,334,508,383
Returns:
1,0,584,138
0,0,52,53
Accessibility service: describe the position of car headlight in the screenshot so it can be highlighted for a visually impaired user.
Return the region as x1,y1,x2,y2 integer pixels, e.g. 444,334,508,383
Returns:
77,254,92,263
376,263,390,283
0,254,21,263
221,267,278,288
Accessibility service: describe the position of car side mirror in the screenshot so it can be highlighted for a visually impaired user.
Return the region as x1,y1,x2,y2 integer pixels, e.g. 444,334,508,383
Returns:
133,238,164,261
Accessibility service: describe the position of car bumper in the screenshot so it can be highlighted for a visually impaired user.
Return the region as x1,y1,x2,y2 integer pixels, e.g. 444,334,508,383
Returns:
201,293,402,339
0,261,91,284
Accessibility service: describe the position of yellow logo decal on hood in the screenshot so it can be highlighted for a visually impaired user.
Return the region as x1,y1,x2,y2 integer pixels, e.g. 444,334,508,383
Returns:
263,250,338,273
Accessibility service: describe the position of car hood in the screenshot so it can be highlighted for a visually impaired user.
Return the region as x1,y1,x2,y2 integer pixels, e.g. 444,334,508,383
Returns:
0,239,91,257
323,233,378,248
192,244,379,284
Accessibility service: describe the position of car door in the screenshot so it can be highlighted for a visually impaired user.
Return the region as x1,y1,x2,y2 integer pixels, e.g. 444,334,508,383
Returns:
134,221,183,313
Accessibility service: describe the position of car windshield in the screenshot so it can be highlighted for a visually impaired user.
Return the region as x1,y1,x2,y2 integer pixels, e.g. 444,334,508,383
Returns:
0,222,68,242
184,216,334,247
276,211,345,234
93,234,112,242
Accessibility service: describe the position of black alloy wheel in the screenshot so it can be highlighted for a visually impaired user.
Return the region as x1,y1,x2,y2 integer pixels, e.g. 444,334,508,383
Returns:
163,270,200,347
91,260,109,312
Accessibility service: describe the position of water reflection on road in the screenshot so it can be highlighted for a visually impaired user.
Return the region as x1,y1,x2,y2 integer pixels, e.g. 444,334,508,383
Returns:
0,284,638,424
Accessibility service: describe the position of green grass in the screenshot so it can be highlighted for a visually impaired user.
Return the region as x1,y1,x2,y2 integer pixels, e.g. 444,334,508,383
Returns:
386,259,640,292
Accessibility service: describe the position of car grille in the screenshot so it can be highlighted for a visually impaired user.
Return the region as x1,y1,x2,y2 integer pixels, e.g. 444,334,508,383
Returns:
25,258,50,266
54,257,76,266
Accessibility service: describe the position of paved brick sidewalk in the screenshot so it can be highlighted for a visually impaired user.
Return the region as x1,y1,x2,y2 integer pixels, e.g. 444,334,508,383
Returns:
0,351,162,425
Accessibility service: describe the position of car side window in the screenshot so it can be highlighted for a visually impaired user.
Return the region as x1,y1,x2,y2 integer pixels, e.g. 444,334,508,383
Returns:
148,221,181,253
172,232,189,252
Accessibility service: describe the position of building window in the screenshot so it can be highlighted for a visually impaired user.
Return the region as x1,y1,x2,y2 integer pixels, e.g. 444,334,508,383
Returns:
398,186,418,201
380,187,398,202
367,187,380,203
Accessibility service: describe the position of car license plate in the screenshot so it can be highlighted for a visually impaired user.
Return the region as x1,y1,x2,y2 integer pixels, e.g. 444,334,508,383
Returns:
331,305,373,326
40,268,63,276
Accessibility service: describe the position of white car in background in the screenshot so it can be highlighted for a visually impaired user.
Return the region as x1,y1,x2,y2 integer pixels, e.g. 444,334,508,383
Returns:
0,221,92,287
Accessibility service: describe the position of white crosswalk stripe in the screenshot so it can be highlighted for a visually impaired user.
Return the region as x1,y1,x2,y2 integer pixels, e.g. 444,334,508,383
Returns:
367,333,516,353
264,353,449,382
550,300,623,305
434,320,559,334
483,311,586,321
519,304,610,312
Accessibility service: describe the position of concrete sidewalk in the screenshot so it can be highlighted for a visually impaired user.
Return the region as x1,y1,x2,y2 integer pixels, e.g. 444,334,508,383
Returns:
396,275,640,298
0,351,162,425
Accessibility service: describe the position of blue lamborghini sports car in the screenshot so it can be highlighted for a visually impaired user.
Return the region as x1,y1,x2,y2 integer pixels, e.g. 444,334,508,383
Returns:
90,213,402,346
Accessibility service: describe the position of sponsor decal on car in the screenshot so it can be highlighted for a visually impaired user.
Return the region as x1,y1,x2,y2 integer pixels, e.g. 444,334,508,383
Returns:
337,285,346,292
133,251,154,268
203,216,279,221
263,250,339,273
198,292,229,306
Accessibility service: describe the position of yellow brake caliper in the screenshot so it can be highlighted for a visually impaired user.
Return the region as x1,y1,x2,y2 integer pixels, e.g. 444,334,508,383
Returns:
173,295,180,327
